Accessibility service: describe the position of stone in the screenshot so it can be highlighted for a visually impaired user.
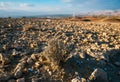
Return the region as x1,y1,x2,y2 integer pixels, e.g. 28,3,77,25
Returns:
27,57,34,64
0,53,10,65
14,62,25,72
2,45,6,50
31,54,37,61
89,68,108,82
32,78,37,82
86,49,108,61
71,77,88,82
4,57,11,65
30,43,34,48
14,69,22,78
79,52,86,59
71,77,81,82
0,53,4,65
2,74,12,81
35,61,41,68
12,49,17,56
8,79,16,82
32,78,40,82
114,62,120,67
28,68,33,72
8,24,11,27
16,78,25,82
101,44,108,49
80,78,88,82
19,56,28,62
48,70,52,76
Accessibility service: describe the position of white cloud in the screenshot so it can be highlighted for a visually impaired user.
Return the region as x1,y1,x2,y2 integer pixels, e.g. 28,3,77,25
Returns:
0,2,12,8
0,1,96,14
0,2,35,11
0,2,64,13
19,3,34,8
62,0,73,3
62,0,96,5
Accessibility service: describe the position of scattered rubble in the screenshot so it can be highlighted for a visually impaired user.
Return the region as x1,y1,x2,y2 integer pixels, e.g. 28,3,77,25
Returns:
0,18,120,82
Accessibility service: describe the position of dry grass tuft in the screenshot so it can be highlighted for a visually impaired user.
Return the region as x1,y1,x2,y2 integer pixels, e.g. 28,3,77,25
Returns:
42,38,70,67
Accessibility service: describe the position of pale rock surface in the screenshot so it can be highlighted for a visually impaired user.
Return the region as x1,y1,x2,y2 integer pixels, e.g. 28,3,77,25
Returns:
89,68,108,82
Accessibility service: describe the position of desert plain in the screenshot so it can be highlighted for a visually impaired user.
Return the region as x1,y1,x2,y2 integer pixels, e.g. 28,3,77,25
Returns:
0,16,120,82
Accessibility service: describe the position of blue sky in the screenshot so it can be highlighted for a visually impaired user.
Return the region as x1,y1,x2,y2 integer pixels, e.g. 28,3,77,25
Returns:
0,0,120,16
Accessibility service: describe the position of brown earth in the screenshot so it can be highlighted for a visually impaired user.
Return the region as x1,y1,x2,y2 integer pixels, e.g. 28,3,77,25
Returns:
0,17,120,82
70,16,120,23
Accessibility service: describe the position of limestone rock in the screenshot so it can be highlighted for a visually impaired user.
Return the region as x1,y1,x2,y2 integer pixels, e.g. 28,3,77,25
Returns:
0,53,10,66
14,62,25,78
27,57,34,65
71,77,81,82
89,68,108,82
31,54,38,61
16,78,25,82
14,69,22,78
14,62,26,72
0,53,4,65
79,52,86,59
71,77,89,82
12,49,18,56
35,61,41,68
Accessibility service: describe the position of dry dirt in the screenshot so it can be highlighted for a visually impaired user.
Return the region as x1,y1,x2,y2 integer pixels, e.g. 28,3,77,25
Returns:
0,17,120,82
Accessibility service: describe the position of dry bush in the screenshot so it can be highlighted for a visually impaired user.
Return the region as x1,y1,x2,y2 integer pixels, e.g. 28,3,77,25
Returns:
42,38,70,67
38,38,73,81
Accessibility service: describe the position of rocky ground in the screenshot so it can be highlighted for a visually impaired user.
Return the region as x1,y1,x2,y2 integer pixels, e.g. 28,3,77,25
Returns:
0,17,120,82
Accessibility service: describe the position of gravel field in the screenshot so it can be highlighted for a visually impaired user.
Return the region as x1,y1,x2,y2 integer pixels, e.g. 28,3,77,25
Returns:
0,18,120,82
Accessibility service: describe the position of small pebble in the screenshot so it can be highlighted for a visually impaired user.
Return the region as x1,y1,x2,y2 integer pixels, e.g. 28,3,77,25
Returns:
8,79,16,82
114,62,120,67
14,69,22,78
28,68,33,72
16,78,25,82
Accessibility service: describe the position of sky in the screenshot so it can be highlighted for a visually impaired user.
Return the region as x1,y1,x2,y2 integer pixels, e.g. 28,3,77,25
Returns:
0,0,120,17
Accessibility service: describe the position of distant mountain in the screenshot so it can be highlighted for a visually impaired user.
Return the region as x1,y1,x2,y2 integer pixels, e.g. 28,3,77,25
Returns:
87,10,120,16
